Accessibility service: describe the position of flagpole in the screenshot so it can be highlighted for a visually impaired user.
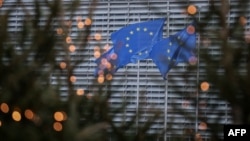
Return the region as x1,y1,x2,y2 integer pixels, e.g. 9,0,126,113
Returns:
164,2,170,141
195,6,201,134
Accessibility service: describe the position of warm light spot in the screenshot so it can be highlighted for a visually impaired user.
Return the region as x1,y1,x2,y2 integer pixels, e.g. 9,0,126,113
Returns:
24,109,34,120
66,36,72,43
94,33,102,41
94,46,100,52
198,122,207,130
187,5,197,15
60,62,67,69
94,51,101,58
0,103,9,113
195,133,202,141
110,53,117,60
97,75,105,84
77,21,84,29
186,25,195,34
56,28,63,35
200,81,209,91
239,16,247,26
101,58,108,65
69,45,76,52
106,73,113,81
54,111,65,122
53,122,63,132
76,89,85,96
103,44,111,52
70,75,76,83
0,120,2,127
12,111,21,122
84,18,92,26
189,56,197,65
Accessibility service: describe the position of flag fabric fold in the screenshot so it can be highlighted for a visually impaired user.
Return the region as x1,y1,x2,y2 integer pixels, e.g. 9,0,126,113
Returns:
149,23,196,79
95,18,166,76
94,18,196,80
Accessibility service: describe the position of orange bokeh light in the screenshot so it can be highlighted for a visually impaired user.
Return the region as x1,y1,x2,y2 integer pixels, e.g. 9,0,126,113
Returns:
77,21,84,29
69,45,76,52
186,25,195,34
97,75,105,84
187,5,197,15
239,16,247,26
53,122,63,131
66,36,72,43
94,33,102,41
84,18,92,26
0,103,9,113
60,62,67,69
200,81,209,91
76,89,85,96
56,28,63,35
70,75,76,83
24,109,34,120
12,111,22,122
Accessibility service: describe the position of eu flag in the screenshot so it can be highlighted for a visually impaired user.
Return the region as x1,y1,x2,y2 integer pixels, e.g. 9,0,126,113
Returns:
149,23,196,79
95,18,166,76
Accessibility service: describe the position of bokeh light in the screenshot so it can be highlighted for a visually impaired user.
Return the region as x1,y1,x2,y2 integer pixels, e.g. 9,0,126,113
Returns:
106,73,113,81
53,122,63,132
186,25,195,34
56,28,63,35
24,109,34,120
110,53,117,60
70,75,76,83
69,45,76,52
94,33,102,41
94,51,101,58
103,44,111,52
66,36,72,43
60,62,67,69
239,16,247,26
200,81,210,92
54,111,67,122
195,133,203,141
84,18,92,26
187,5,197,15
189,56,197,65
198,121,207,130
0,103,9,113
12,111,22,122
77,21,84,29
97,75,105,84
0,120,2,127
0,0,4,8
76,88,85,96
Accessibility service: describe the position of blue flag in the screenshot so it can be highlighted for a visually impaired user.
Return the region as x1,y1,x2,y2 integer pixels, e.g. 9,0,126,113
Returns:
149,23,196,79
95,18,166,76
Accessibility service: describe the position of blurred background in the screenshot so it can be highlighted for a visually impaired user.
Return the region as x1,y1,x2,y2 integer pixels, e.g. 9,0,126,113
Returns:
0,0,249,141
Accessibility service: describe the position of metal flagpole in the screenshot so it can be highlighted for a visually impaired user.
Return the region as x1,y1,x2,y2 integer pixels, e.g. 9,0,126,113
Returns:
195,6,201,133
164,2,170,141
